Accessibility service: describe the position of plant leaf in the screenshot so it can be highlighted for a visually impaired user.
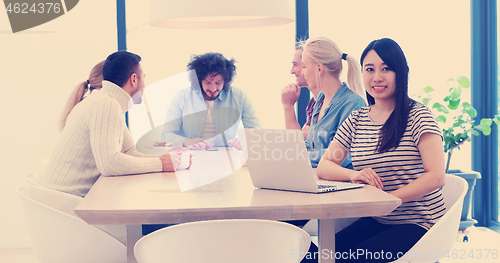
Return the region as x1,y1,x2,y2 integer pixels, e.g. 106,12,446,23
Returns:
437,115,446,123
478,126,492,136
432,102,443,111
453,118,464,127
480,118,493,126
456,76,470,88
466,108,477,118
433,102,449,113
475,119,493,135
423,86,434,93
422,97,431,105
471,130,479,136
494,116,500,125
462,102,472,108
444,136,456,146
448,99,460,110
450,86,462,100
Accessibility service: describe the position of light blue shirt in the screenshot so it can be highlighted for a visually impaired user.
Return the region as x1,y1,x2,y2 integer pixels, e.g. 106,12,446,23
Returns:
162,86,261,147
305,83,365,168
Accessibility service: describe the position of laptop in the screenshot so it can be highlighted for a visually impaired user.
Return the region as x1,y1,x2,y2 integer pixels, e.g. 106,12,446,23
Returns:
238,128,364,193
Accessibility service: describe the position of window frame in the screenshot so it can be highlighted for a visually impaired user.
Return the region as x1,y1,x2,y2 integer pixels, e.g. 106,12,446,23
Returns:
471,0,499,230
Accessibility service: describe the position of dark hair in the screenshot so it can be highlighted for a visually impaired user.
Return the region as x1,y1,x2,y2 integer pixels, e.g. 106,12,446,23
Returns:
103,51,142,87
360,38,415,153
295,36,307,50
187,52,236,91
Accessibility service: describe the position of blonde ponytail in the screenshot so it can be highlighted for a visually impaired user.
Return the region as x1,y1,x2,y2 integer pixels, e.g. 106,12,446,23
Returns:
59,61,104,131
59,81,87,131
303,37,365,102
344,54,367,103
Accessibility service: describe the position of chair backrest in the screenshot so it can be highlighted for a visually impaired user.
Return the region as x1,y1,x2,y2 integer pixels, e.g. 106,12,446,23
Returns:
134,219,311,263
392,174,468,262
16,185,126,263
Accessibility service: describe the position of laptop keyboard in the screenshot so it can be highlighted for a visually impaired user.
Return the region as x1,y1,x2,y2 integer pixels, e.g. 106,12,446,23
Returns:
317,185,337,190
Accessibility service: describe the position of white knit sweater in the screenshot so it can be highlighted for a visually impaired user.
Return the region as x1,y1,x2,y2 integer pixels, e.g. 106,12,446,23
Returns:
42,81,162,197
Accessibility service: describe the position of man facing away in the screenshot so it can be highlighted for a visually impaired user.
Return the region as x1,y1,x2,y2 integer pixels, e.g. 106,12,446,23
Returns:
162,52,261,150
42,51,182,197
281,45,321,140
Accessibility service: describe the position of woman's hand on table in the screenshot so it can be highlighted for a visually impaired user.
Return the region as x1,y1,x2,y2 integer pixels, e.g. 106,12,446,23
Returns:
348,168,384,189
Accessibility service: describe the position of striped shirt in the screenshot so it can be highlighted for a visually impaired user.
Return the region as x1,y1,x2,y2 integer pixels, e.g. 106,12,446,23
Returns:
334,102,446,230
41,81,162,197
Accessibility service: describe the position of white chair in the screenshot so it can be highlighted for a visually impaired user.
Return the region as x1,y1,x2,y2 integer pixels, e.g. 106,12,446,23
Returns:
24,173,127,242
16,185,127,263
134,219,311,263
390,174,468,263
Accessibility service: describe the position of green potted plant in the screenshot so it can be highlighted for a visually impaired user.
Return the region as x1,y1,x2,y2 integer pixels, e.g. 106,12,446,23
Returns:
417,76,500,231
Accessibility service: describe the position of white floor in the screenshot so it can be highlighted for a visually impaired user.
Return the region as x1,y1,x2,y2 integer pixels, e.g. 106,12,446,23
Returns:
440,227,500,262
1,227,499,263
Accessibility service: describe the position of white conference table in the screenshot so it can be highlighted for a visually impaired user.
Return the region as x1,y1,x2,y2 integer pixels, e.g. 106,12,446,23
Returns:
74,149,401,263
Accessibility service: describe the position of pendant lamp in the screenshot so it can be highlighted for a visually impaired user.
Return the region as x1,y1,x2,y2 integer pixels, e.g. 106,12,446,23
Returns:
150,0,294,29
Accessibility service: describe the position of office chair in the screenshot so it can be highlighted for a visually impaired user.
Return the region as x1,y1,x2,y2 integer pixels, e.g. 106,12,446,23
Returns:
17,185,127,263
390,174,468,262
134,219,311,263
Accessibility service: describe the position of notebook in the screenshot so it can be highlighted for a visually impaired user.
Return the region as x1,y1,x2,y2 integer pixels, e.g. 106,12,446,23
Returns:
238,128,364,193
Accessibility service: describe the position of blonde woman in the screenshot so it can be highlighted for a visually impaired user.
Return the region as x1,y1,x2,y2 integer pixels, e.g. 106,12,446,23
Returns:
301,37,366,168
59,61,104,131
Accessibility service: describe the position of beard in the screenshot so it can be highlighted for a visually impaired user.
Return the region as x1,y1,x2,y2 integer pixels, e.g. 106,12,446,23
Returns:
202,89,220,101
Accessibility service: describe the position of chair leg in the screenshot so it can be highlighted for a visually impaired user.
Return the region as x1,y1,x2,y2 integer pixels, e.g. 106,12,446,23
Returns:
127,225,141,263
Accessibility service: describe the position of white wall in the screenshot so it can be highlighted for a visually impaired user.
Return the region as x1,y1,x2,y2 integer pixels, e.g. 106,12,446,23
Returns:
0,0,117,247
0,0,472,248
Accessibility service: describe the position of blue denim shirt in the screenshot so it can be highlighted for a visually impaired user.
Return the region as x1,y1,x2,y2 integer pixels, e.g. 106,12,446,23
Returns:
305,83,365,168
161,86,261,147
